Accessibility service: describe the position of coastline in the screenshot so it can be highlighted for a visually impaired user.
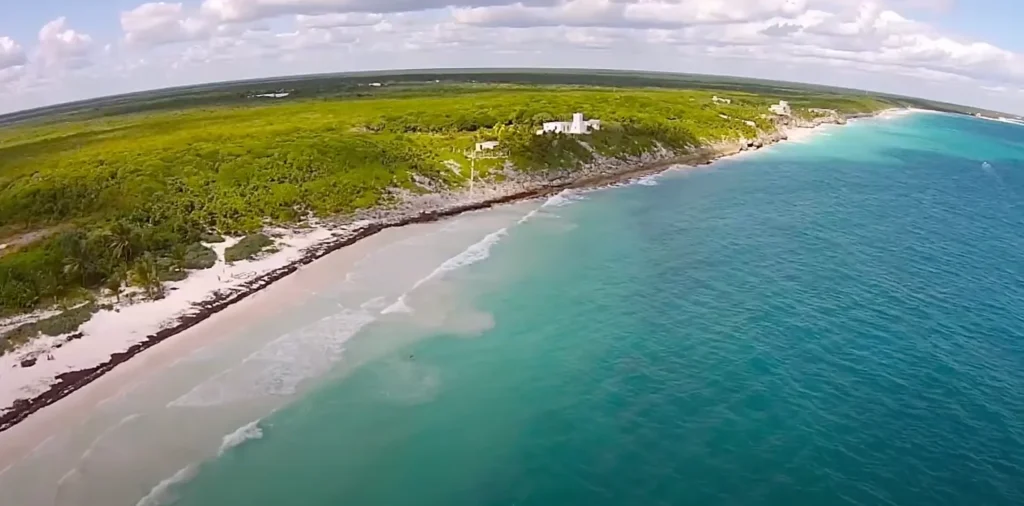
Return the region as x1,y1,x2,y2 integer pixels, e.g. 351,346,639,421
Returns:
0,108,909,434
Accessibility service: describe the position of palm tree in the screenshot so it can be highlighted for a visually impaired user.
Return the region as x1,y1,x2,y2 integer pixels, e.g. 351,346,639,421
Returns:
61,251,90,286
169,243,188,271
104,267,126,303
56,232,90,285
104,221,136,264
130,254,163,299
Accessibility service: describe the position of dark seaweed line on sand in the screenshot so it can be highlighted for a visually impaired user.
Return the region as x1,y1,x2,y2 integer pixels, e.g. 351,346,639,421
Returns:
0,184,581,433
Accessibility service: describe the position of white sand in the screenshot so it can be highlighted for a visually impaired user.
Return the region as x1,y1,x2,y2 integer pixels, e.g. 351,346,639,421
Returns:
0,225,347,414
783,124,838,143
0,221,425,471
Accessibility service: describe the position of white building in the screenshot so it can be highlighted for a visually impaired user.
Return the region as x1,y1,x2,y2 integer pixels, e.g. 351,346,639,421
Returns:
712,96,732,104
475,141,500,152
769,101,792,116
369,82,383,87
537,112,602,135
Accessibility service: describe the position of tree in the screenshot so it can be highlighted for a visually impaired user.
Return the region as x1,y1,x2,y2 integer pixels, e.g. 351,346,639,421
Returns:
104,267,126,303
130,254,163,299
103,221,137,264
169,243,188,271
62,256,86,286
59,234,89,286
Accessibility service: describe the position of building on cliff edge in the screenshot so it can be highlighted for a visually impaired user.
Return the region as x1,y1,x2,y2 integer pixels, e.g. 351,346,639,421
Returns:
537,113,602,135
769,101,792,116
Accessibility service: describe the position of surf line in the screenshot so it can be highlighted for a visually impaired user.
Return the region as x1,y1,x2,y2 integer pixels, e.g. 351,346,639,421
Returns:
382,189,584,315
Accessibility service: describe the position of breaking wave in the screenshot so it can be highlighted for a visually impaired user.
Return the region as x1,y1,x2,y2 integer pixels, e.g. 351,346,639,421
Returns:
168,309,375,407
542,190,586,208
219,420,264,456
382,227,509,314
135,464,198,506
80,413,142,462
633,174,660,186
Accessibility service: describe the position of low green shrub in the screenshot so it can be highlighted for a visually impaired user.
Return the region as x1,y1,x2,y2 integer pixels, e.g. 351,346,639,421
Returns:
184,243,218,270
224,234,274,263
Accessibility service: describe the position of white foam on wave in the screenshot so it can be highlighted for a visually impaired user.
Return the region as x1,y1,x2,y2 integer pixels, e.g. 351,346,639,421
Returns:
168,308,375,407
634,174,660,186
381,227,509,315
510,189,588,226
218,420,263,456
135,464,198,506
518,190,583,224
542,190,585,208
360,296,387,311
79,413,142,463
517,207,543,225
381,296,413,314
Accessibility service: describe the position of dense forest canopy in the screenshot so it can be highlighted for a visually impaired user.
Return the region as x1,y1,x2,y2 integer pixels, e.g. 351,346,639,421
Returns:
0,78,894,318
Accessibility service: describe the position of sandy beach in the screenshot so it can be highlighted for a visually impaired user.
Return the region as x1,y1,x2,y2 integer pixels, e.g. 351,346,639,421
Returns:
0,224,398,466
0,203,541,505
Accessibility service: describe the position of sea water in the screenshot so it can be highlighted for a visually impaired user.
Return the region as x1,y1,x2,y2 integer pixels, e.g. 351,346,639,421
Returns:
160,112,1024,505
12,111,1024,505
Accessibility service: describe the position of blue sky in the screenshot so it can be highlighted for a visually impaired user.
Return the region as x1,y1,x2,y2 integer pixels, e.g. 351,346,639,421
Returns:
2,0,1024,114
921,0,1021,51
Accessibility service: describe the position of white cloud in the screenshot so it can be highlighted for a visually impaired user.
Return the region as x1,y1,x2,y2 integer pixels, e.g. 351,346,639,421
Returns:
121,2,213,46
452,0,1024,92
200,0,560,23
0,65,27,85
38,17,94,68
0,37,27,70
454,0,810,28
296,13,384,28
275,27,353,50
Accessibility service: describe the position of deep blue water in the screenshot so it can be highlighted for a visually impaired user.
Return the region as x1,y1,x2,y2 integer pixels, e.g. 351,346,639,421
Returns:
170,113,1024,506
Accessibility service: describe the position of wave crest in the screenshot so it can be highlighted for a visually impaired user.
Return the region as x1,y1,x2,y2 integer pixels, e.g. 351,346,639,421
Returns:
219,420,264,456
135,465,198,506
381,228,509,314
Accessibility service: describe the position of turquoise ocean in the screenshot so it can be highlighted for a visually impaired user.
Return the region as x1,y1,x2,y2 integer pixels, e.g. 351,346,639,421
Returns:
168,112,1024,505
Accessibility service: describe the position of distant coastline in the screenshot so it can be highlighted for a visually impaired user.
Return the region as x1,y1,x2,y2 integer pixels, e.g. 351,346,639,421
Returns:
0,107,915,433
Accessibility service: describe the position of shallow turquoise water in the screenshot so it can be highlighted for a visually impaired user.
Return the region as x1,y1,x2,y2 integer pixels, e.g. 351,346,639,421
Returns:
169,113,1024,506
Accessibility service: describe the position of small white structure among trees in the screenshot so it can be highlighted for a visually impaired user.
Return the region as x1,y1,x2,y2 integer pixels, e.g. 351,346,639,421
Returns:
712,96,732,104
475,141,500,152
769,101,792,116
537,113,602,135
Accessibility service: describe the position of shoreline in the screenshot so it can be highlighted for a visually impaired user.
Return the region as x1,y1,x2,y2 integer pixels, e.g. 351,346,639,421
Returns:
0,108,907,434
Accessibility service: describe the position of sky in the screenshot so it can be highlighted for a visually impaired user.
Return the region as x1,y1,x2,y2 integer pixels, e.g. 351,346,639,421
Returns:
1,0,1024,115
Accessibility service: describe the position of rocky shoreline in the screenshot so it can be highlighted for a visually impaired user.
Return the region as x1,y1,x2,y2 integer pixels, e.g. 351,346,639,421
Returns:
0,114,858,433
